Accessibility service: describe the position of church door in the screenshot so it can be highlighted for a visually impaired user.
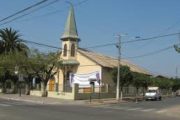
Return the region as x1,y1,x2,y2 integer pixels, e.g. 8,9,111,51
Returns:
49,79,55,91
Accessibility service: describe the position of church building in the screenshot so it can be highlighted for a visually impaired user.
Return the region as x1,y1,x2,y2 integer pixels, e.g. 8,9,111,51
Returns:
31,5,148,100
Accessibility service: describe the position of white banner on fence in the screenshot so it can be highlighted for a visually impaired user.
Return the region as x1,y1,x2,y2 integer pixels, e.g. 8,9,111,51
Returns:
69,71,101,88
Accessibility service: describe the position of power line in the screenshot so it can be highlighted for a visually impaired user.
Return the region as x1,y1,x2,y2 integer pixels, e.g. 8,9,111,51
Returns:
22,39,77,52
85,43,116,49
0,0,61,26
21,0,89,23
122,32,180,44
0,0,49,23
2,0,89,50
82,45,173,60
74,0,90,6
1,36,176,61
1,0,89,25
125,45,174,59
161,19,180,34
22,32,178,59
22,39,61,50
19,32,179,56
19,9,64,23
132,19,180,50
84,32,180,50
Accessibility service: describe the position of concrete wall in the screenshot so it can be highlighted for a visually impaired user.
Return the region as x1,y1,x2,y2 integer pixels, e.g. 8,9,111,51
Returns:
73,84,115,100
47,83,78,100
30,84,115,100
30,84,78,100
30,90,42,97
48,92,74,100
76,93,115,100
30,90,75,99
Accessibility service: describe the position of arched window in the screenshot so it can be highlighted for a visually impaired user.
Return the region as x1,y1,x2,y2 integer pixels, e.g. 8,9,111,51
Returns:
71,43,75,57
63,44,67,56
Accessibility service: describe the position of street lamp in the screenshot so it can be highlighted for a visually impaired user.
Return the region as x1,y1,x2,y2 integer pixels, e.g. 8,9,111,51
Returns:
14,66,19,75
14,66,21,97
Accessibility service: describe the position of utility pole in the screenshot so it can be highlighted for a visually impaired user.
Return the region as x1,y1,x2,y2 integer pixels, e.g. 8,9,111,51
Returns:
174,33,180,53
176,67,178,79
116,35,121,101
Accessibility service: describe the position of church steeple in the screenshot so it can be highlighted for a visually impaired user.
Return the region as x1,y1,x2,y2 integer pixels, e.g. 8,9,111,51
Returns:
61,5,79,60
61,5,79,40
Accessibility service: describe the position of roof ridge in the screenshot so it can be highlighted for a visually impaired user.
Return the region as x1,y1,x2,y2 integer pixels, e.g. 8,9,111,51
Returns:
78,48,149,74
79,48,117,60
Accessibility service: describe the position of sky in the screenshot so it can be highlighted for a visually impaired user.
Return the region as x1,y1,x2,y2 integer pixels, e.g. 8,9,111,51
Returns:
0,0,180,77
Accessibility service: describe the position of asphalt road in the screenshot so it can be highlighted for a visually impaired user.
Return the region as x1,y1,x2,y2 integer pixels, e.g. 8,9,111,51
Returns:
0,97,180,120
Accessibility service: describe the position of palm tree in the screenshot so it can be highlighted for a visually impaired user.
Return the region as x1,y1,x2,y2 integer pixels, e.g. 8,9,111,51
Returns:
0,28,29,94
0,41,4,54
0,28,29,55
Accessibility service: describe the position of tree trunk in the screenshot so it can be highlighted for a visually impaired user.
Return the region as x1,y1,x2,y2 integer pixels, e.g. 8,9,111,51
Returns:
25,83,30,95
41,81,47,97
120,87,123,100
2,82,6,93
14,82,18,94
136,87,139,103
142,87,147,97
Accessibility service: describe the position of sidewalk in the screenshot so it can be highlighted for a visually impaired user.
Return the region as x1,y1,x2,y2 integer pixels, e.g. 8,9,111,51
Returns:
0,93,121,105
0,93,141,105
0,94,86,105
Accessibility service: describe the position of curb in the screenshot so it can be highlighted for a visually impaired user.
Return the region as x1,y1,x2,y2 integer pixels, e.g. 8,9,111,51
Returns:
0,96,87,105
1,97,45,104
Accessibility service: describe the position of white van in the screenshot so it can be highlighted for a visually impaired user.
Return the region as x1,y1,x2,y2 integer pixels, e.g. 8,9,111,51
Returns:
145,87,162,101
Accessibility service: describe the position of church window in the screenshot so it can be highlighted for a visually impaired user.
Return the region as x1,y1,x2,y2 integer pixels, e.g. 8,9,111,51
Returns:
63,44,67,56
71,43,75,57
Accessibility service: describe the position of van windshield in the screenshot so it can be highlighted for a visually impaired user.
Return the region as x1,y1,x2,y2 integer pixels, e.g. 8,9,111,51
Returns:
147,90,157,93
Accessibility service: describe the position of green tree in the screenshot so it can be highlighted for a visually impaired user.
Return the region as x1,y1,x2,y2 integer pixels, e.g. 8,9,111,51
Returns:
172,78,180,92
0,52,28,93
27,50,62,97
151,76,173,90
111,65,133,100
132,73,144,95
174,44,180,53
0,28,29,93
0,28,29,55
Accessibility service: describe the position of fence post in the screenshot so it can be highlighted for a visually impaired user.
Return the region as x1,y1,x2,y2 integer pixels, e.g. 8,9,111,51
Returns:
106,84,109,93
73,84,79,100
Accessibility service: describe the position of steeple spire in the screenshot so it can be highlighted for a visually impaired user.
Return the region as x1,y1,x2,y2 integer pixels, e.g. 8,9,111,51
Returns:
61,4,79,40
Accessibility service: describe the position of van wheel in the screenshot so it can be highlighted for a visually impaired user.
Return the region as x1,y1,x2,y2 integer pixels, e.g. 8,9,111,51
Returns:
154,97,157,101
159,97,162,101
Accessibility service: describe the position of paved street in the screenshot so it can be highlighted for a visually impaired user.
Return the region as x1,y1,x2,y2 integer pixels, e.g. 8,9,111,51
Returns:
0,97,180,120
94,97,180,119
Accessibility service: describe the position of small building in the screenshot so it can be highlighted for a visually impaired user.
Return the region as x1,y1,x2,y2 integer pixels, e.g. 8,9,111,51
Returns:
30,5,148,100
